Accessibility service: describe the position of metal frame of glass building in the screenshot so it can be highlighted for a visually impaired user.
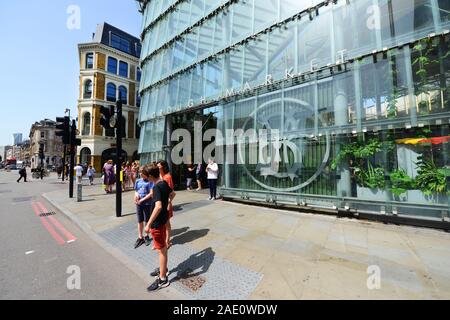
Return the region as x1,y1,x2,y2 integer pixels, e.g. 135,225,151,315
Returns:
136,0,450,229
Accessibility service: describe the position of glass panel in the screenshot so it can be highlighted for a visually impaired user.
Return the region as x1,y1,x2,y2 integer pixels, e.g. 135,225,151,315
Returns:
231,0,254,43
243,34,267,86
205,58,223,98
190,64,205,104
298,6,332,74
223,48,243,90
190,0,204,26
198,18,215,59
254,0,279,32
268,21,296,79
439,0,450,23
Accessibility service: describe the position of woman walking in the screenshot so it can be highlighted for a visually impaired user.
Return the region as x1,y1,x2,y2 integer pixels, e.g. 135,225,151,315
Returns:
103,160,116,194
195,162,203,191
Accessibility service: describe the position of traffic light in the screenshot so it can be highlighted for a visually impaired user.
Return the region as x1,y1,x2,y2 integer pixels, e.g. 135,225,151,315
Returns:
100,105,116,129
56,116,70,145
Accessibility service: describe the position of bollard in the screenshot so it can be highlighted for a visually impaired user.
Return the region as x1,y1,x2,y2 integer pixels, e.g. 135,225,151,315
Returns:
77,183,82,202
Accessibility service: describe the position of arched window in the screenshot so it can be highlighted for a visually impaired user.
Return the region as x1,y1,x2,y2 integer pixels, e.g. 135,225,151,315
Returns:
119,86,127,104
119,61,128,78
107,57,118,74
135,120,141,139
86,53,94,69
137,67,141,82
106,83,116,102
136,90,141,108
83,80,92,99
80,148,92,165
82,112,91,136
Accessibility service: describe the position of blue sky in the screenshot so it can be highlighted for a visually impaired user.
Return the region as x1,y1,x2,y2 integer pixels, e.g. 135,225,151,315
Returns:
0,0,142,146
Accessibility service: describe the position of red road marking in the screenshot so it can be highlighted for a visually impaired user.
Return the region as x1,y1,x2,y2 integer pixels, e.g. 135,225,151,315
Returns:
31,202,66,246
36,201,77,242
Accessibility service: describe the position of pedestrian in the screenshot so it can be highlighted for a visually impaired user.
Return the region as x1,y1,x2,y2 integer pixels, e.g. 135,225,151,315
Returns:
157,160,174,249
87,165,96,185
40,166,44,180
206,158,219,200
145,163,176,292
56,165,62,179
134,166,154,249
103,160,116,193
74,163,84,185
186,164,195,190
131,161,138,187
195,162,203,191
122,163,128,192
65,163,70,180
17,167,27,183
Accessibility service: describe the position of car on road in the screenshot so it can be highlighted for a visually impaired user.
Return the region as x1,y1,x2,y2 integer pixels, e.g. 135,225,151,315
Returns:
6,164,17,170
0,163,4,169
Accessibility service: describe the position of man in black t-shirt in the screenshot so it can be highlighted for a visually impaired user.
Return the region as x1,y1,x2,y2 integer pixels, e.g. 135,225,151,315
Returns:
145,164,176,292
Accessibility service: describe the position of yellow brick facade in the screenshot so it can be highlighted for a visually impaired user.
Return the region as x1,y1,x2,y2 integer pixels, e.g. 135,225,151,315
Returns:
94,73,105,100
128,112,135,139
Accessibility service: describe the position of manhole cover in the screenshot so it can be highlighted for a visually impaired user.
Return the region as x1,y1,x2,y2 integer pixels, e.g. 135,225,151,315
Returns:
180,277,206,292
13,197,33,203
178,269,207,292
39,212,56,217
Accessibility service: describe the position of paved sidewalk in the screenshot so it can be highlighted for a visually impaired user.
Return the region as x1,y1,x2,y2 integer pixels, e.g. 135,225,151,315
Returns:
44,179,450,300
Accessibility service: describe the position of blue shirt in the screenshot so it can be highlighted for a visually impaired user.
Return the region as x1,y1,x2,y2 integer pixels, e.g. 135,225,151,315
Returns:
135,179,154,206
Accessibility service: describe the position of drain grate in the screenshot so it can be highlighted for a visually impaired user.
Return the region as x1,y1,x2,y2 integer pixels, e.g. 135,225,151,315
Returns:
39,212,56,217
0,190,12,193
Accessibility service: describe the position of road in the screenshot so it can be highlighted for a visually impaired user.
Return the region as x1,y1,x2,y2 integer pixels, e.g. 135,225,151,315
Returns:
0,170,149,300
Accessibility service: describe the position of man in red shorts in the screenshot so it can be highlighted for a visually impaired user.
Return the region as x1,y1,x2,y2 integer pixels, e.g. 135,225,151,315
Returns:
145,164,176,292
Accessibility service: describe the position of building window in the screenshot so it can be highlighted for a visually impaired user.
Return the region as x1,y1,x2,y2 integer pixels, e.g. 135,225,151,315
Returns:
80,147,92,165
82,112,91,136
111,33,131,54
137,67,141,82
119,86,127,104
107,57,118,74
119,61,128,78
135,120,141,139
40,132,45,139
84,80,92,99
106,83,116,102
86,53,94,69
136,90,141,108
136,43,142,57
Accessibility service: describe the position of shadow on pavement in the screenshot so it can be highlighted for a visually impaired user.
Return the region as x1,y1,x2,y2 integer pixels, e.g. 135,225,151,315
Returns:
171,227,190,237
170,247,215,283
171,229,209,246
173,202,192,212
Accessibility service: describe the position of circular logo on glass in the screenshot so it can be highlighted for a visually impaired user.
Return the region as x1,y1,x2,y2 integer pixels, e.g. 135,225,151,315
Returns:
239,97,331,192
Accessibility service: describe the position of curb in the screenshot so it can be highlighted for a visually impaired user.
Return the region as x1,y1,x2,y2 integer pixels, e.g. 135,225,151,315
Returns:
42,192,189,300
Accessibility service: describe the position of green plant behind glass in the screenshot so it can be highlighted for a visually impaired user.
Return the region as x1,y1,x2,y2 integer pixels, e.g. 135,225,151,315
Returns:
389,169,416,196
415,157,448,195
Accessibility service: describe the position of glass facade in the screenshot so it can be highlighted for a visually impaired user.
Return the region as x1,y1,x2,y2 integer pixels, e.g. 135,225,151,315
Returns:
138,0,450,223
